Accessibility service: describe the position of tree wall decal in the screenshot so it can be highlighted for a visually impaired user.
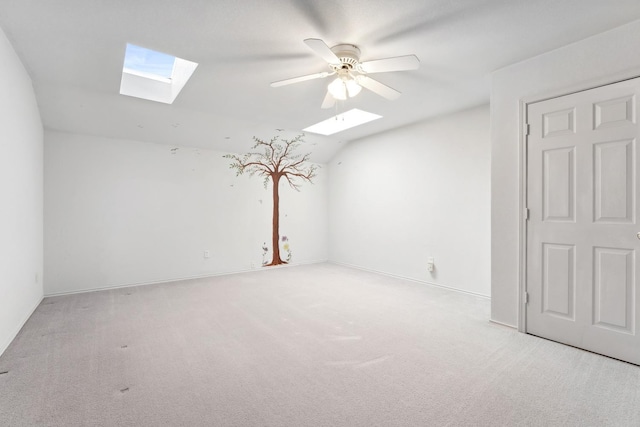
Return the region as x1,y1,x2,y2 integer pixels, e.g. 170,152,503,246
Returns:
224,134,317,266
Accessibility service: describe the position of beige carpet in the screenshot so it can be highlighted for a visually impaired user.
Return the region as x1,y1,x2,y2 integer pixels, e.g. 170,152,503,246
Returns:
0,263,638,426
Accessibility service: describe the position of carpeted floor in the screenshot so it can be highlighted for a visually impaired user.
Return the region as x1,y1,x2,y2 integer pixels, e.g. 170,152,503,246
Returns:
0,263,638,426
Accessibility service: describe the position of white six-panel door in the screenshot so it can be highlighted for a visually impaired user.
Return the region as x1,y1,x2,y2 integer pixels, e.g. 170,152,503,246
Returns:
526,78,640,365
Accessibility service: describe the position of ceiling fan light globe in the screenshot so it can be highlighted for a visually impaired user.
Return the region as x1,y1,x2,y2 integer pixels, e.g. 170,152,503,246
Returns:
346,79,362,98
328,78,347,100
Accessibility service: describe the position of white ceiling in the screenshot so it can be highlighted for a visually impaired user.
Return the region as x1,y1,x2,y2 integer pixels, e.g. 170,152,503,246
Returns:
2,0,640,162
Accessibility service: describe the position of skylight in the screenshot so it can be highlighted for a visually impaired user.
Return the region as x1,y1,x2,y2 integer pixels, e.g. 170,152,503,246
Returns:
123,44,176,80
120,43,198,104
303,109,382,135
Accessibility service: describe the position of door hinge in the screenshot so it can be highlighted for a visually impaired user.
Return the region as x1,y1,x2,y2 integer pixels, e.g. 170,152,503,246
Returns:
524,123,530,136
524,292,529,304
525,208,530,220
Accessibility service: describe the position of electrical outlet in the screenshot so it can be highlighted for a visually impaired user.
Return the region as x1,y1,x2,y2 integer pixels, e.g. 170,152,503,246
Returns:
427,257,435,272
203,250,210,259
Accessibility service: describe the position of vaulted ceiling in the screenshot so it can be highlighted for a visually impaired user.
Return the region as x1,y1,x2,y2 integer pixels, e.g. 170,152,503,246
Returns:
2,0,640,162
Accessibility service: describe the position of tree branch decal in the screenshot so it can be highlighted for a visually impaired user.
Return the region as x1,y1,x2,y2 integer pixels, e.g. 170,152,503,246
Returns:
224,133,317,266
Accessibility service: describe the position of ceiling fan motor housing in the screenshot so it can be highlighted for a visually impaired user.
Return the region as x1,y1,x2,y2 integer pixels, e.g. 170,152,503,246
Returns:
330,44,361,71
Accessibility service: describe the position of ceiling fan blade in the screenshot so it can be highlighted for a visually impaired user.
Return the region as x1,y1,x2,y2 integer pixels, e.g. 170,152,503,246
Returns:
359,55,420,73
304,38,341,65
356,75,401,100
321,91,335,109
270,71,330,87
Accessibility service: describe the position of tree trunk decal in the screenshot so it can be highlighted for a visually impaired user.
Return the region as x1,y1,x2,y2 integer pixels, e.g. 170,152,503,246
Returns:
270,173,282,265
224,134,317,267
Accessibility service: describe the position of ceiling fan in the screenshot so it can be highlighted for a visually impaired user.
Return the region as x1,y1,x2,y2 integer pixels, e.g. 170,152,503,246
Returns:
270,38,420,109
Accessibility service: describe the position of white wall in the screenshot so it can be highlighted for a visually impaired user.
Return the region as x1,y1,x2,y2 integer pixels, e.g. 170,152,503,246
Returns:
491,19,640,327
328,105,491,296
44,131,328,295
0,27,43,355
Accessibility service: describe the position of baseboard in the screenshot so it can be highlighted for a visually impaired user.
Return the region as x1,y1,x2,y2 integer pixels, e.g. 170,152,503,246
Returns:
0,294,44,358
489,319,518,329
329,261,491,300
44,259,329,297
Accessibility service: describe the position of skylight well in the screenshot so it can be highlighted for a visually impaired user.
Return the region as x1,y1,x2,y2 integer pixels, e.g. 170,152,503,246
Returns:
303,109,382,136
120,44,198,104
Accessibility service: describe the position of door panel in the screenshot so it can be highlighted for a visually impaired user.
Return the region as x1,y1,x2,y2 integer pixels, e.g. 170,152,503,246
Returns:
593,95,635,129
593,139,635,223
527,77,640,365
593,247,634,334
543,108,576,137
543,147,575,221
542,243,575,319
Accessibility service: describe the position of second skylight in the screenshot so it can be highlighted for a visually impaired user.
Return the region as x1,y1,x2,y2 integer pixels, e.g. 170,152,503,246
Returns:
303,109,382,135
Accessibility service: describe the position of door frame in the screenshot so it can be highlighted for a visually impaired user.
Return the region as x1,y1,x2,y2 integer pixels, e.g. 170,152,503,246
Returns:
517,74,640,333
